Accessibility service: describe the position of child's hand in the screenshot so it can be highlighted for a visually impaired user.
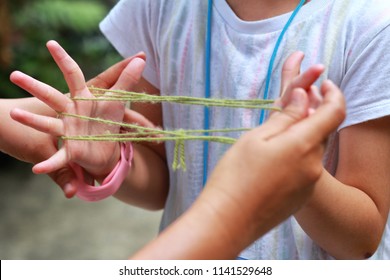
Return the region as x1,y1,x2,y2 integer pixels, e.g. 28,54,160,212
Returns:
278,51,325,115
10,40,150,184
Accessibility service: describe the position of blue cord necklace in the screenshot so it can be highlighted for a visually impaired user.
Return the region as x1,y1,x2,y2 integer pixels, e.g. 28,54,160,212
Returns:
203,0,305,186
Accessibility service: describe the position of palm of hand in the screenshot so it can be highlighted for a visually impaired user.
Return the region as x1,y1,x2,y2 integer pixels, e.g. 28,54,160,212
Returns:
62,88,125,177
10,40,147,180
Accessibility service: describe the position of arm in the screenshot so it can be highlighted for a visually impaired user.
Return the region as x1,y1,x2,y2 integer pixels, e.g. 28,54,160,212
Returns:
279,51,390,259
113,77,169,210
7,41,169,209
132,79,345,259
295,116,390,259
1,54,143,164
1,57,137,197
0,97,57,162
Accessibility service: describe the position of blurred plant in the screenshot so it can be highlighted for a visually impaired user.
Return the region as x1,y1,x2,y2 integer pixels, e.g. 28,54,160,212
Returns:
1,0,121,98
0,1,12,68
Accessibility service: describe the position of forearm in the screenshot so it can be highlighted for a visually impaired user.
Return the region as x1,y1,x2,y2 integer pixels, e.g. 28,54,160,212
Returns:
295,170,384,259
111,76,169,210
131,196,240,259
131,143,318,259
131,185,258,260
114,143,169,211
0,97,57,163
131,169,311,260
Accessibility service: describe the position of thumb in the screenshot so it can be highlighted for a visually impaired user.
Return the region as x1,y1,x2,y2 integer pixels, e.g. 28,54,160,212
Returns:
48,166,78,198
87,52,146,89
123,108,156,129
111,57,146,91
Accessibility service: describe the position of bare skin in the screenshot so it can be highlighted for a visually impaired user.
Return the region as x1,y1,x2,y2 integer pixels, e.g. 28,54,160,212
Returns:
131,79,345,259
8,42,324,211
7,42,346,259
226,0,304,21
4,0,390,258
223,0,390,259
1,54,147,197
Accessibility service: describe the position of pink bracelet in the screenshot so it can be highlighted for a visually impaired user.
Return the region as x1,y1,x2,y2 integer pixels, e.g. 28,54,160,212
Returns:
70,142,133,202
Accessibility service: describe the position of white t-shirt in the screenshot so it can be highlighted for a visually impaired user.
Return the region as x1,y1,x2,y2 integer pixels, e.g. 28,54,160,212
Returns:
100,0,390,259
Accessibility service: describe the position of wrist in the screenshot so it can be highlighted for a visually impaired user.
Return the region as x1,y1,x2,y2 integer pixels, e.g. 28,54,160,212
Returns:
93,143,122,183
70,142,133,201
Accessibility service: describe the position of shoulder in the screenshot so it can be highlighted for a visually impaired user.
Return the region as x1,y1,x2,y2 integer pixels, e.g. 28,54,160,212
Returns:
115,0,204,32
329,0,390,57
331,1,390,128
332,0,390,33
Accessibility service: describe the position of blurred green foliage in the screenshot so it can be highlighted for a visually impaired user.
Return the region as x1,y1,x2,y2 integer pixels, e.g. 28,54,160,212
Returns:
1,0,121,98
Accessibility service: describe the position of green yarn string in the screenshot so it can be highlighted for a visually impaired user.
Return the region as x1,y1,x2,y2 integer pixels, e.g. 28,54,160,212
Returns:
60,113,241,144
61,88,279,170
72,87,278,109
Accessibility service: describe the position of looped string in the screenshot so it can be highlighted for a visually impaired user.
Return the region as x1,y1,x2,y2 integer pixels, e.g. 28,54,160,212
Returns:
60,88,278,170
172,131,187,171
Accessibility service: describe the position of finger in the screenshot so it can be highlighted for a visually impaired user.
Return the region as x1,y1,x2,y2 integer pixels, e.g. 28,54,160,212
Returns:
307,85,323,115
255,88,310,140
288,64,325,92
123,108,156,128
280,64,325,107
10,108,64,137
46,40,88,97
63,183,78,198
10,71,69,112
86,52,146,88
32,148,68,174
111,57,146,91
278,80,345,145
280,51,305,96
48,167,78,198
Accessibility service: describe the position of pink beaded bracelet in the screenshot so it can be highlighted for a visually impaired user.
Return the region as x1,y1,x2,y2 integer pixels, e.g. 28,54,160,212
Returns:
70,142,133,202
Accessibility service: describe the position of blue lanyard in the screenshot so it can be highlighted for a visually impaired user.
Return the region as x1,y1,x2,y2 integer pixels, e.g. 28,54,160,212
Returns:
203,0,305,186
203,0,213,186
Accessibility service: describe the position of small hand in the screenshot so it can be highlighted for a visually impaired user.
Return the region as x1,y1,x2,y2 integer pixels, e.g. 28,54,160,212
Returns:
278,51,325,115
10,40,151,193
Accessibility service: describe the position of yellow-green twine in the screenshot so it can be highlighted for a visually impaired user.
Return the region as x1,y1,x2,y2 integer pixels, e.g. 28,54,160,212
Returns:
74,87,278,110
59,89,279,170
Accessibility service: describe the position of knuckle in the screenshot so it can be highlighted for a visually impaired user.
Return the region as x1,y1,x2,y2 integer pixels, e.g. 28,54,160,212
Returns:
90,75,109,88
45,117,54,131
121,70,140,86
66,66,80,77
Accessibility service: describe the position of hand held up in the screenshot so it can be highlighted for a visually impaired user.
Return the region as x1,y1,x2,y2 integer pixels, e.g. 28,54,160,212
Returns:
200,79,345,258
10,41,150,198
